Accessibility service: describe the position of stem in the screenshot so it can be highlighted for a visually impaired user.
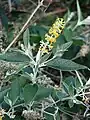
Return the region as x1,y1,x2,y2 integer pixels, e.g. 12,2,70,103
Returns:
33,65,38,83
8,103,24,113
39,56,55,67
8,0,12,12
4,0,44,53
75,71,83,87
72,24,78,31
59,70,63,87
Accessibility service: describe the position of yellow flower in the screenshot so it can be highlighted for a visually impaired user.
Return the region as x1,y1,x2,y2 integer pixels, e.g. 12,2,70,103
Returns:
45,34,56,44
49,27,59,38
39,41,53,54
39,18,65,54
0,116,2,120
53,18,65,29
45,18,65,44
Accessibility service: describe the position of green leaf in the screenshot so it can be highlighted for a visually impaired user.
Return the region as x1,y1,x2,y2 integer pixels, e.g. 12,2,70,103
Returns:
23,84,38,104
9,79,20,105
0,88,9,103
59,42,73,51
0,50,30,62
75,78,81,90
23,28,33,57
23,28,30,48
62,76,75,95
81,16,90,25
40,52,51,64
62,82,69,95
54,42,73,57
44,107,60,120
4,96,12,107
68,84,74,96
0,8,8,30
56,91,68,101
76,0,83,23
68,99,74,108
35,85,53,101
65,11,75,23
46,57,87,71
64,76,75,86
86,78,90,86
44,113,54,120
64,29,73,42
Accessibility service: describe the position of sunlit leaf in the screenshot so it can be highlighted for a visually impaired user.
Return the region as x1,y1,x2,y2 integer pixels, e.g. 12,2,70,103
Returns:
0,50,30,62
46,57,87,71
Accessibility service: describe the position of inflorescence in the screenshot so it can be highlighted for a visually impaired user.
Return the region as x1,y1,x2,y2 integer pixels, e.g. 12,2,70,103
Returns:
39,18,65,54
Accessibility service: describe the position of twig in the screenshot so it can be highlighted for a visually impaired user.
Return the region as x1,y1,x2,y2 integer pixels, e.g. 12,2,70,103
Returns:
4,0,44,53
8,0,12,12
28,0,44,11
75,71,83,87
59,70,63,87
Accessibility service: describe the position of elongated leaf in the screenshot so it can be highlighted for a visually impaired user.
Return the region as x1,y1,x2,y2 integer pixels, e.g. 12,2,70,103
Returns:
23,84,38,104
76,0,83,23
23,28,33,57
54,42,73,57
68,99,74,108
81,16,90,25
56,91,68,101
23,28,30,48
40,52,51,64
46,57,87,71
0,50,30,62
58,41,73,51
86,78,90,86
0,8,8,30
4,96,12,107
9,79,20,105
66,11,75,23
68,84,74,96
0,88,9,103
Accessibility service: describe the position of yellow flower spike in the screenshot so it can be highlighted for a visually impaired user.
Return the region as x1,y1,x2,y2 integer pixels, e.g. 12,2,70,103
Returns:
49,27,59,38
49,27,62,35
39,18,65,54
55,18,65,28
45,34,56,44
42,47,49,54
49,45,53,49
39,45,49,54
45,18,65,43
56,18,65,28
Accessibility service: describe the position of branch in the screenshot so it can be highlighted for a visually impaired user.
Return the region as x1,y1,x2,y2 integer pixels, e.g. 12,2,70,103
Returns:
4,0,44,53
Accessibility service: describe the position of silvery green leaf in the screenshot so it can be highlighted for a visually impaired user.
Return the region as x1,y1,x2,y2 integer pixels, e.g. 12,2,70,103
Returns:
66,11,75,24
4,96,12,107
23,28,33,57
68,99,74,108
76,0,83,23
86,78,90,86
54,42,73,57
40,52,51,64
46,57,87,71
36,50,41,63
0,50,30,62
81,16,90,25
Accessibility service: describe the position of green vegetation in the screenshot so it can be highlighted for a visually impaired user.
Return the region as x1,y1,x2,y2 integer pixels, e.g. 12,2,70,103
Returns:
0,0,90,120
